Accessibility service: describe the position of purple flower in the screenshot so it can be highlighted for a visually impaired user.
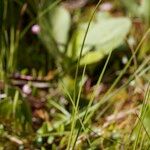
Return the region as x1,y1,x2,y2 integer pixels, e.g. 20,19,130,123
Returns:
22,84,32,95
31,24,40,34
100,2,113,11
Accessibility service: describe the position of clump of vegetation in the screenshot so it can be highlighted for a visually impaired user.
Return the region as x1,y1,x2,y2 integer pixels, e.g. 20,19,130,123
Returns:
0,0,150,149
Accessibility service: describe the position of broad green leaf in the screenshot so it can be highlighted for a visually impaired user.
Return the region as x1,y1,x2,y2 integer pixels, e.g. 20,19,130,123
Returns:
77,17,131,65
39,6,71,54
80,51,104,65
140,0,150,25
51,6,71,52
79,17,131,54
121,0,141,17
